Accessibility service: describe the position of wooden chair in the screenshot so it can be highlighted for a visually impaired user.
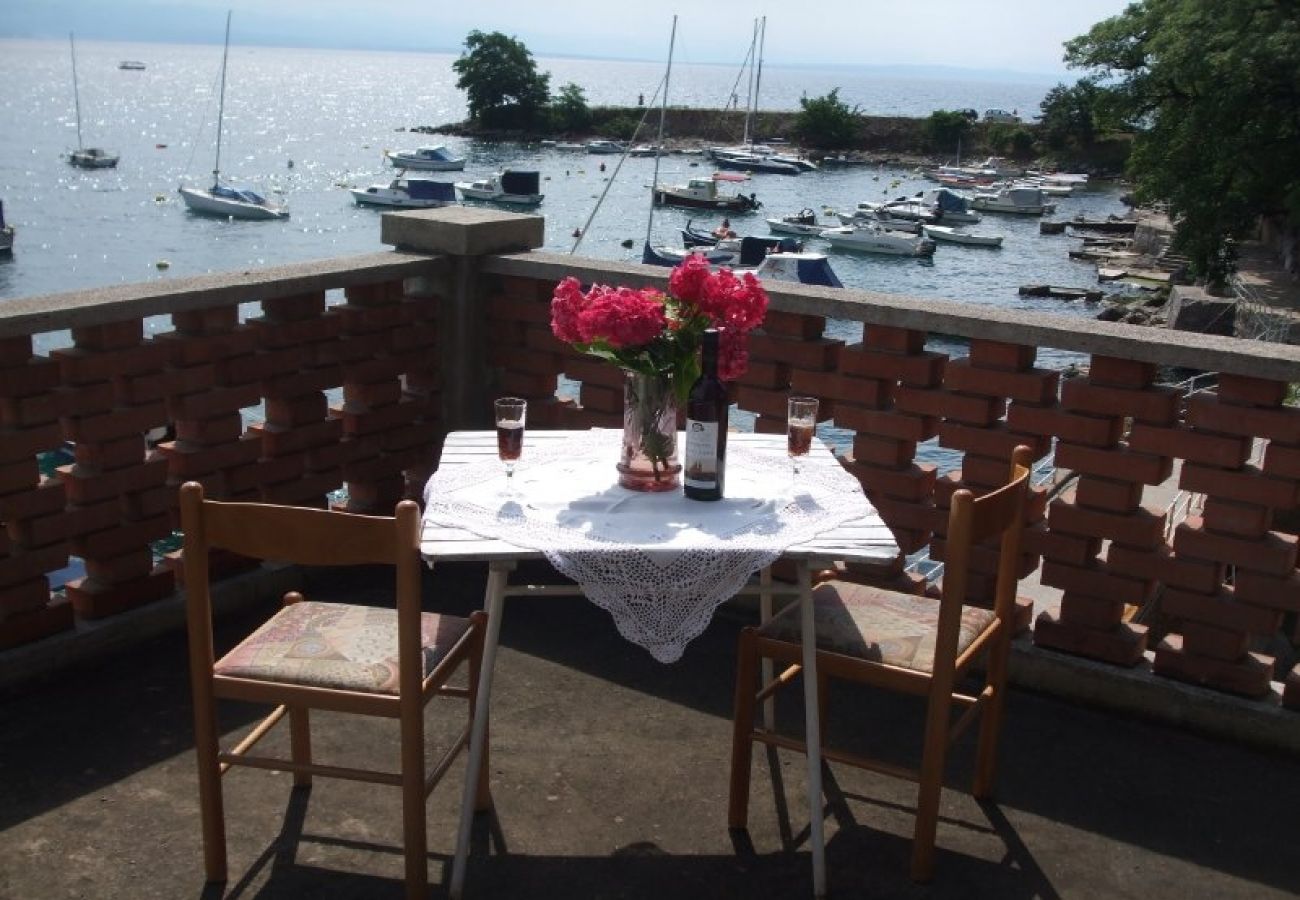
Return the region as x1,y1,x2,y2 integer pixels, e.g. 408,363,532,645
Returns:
729,445,1032,882
179,481,490,900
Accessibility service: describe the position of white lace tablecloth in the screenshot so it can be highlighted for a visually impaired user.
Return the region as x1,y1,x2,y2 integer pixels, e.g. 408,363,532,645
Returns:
422,430,872,662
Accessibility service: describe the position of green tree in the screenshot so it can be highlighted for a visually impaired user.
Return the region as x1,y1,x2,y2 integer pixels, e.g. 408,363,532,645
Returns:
452,30,551,129
924,110,972,155
1065,0,1300,284
549,82,591,132
793,88,860,152
1038,80,1102,150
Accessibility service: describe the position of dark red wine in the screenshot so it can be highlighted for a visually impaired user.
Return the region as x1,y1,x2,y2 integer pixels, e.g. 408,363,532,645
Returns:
684,329,728,501
497,423,523,461
787,422,814,457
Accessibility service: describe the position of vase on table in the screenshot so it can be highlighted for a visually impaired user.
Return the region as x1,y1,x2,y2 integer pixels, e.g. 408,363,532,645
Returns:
618,370,681,492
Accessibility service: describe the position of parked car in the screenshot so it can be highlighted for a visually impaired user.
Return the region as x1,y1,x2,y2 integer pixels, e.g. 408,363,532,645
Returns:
983,108,1021,124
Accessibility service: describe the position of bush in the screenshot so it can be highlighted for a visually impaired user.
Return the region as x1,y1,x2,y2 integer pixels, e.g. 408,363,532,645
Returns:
924,110,972,153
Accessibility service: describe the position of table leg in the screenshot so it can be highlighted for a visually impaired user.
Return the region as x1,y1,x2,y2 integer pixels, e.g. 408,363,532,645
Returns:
798,560,827,898
759,566,775,731
449,562,510,900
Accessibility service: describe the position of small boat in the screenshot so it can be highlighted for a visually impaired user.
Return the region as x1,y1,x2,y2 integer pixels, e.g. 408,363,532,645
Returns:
67,34,119,169
384,144,466,171
1069,216,1138,234
118,60,146,70
455,169,543,206
834,208,923,234
586,140,626,154
179,14,287,220
653,174,760,212
554,142,585,152
0,200,14,254
628,144,667,157
713,150,802,176
820,223,936,257
765,208,828,237
922,224,1003,248
912,188,981,224
970,186,1054,215
1019,284,1103,302
351,176,457,209
643,237,842,287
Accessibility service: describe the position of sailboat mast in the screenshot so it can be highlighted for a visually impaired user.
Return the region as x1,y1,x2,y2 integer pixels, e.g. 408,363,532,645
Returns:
645,16,677,249
69,34,84,151
753,17,767,146
212,11,232,189
741,19,758,147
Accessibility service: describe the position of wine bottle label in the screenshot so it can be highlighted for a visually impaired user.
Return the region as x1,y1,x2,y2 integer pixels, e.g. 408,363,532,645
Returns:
684,419,720,488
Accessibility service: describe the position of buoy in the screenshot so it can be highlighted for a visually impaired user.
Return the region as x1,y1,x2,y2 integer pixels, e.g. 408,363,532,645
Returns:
620,238,634,248
156,260,170,269
287,159,294,168
572,228,582,238
155,143,167,149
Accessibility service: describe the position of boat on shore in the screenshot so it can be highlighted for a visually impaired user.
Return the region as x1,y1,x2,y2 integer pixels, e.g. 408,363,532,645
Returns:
178,14,288,220
455,169,543,206
384,144,466,171
351,175,457,208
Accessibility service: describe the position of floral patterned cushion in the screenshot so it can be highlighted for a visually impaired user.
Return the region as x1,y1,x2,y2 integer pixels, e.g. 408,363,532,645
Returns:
758,581,996,673
214,600,472,694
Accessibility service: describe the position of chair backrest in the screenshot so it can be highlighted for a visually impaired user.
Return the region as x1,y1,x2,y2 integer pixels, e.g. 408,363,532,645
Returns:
935,446,1033,663
179,481,425,686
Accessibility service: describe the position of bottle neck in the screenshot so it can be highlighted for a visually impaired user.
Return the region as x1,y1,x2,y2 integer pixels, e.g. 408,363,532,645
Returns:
701,330,720,378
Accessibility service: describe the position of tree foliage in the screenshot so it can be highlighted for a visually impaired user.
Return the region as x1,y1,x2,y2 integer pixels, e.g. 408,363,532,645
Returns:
1065,0,1300,283
923,110,972,154
793,88,860,151
549,82,591,132
1038,80,1103,150
452,30,551,129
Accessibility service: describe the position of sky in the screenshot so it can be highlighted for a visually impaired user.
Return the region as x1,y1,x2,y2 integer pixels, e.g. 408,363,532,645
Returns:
1,0,1136,76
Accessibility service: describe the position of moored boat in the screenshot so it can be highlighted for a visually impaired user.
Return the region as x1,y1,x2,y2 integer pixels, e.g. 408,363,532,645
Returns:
653,174,760,212
766,208,830,237
643,236,842,287
820,223,936,256
118,60,146,70
922,224,1003,248
67,34,119,169
384,144,466,171
0,200,14,254
350,176,457,208
455,169,543,206
970,186,1055,215
586,140,626,154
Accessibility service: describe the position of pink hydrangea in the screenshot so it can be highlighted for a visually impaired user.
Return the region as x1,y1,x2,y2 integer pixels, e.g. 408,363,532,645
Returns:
718,329,750,381
575,285,667,348
697,268,769,332
668,254,711,304
550,276,587,343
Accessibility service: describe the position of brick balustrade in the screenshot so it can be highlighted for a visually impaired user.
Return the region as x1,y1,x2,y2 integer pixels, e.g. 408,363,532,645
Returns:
3,207,1300,713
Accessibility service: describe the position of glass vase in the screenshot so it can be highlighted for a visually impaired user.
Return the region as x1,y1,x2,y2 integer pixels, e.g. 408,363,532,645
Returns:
618,370,681,492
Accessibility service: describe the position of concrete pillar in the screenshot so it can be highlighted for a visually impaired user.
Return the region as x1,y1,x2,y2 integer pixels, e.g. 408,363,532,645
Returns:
380,206,544,431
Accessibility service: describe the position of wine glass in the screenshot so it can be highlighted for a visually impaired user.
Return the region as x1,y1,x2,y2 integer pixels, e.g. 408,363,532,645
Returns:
787,396,819,480
494,397,526,494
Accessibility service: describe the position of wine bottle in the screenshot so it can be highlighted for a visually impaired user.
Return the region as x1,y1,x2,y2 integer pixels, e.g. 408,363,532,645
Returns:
684,328,728,501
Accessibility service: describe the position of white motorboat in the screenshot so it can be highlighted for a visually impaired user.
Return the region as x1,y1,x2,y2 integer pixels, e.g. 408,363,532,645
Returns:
820,223,936,256
554,142,585,151
384,144,466,171
713,150,802,176
653,174,760,212
644,237,842,287
834,208,923,234
455,169,543,206
913,188,982,224
628,144,667,157
767,209,835,237
67,35,119,169
351,176,457,209
922,224,1003,248
178,14,288,220
970,186,1055,215
586,140,626,154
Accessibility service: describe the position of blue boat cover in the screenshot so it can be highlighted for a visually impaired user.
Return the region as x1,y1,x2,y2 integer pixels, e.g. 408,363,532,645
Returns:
406,180,456,201
213,185,268,204
500,170,540,195
794,257,843,288
933,188,969,212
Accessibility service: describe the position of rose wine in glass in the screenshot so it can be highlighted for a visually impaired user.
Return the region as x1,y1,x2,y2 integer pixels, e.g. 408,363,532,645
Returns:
494,397,526,493
787,396,819,480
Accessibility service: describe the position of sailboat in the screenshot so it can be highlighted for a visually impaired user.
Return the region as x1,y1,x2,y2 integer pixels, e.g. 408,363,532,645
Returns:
67,34,119,169
179,12,288,220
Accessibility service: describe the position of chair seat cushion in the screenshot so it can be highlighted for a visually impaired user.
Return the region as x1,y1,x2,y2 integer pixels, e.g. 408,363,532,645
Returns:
214,600,471,694
757,581,996,672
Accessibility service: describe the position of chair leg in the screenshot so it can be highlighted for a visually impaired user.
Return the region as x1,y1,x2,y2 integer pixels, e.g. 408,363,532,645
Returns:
400,706,427,899
973,629,1013,799
728,628,761,829
467,618,493,812
192,690,228,882
911,692,952,883
289,706,312,788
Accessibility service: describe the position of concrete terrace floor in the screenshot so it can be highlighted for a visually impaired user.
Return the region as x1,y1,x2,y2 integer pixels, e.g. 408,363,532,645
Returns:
2,561,1299,900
